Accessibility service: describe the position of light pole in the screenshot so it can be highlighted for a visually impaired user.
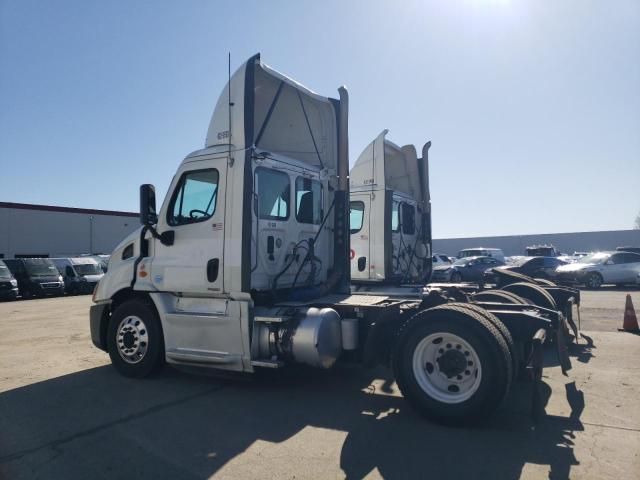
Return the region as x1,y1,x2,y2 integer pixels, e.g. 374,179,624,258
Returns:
89,215,94,254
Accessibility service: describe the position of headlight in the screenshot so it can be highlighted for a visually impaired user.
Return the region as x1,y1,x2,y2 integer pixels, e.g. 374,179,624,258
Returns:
11,279,17,286
92,280,101,302
58,275,64,282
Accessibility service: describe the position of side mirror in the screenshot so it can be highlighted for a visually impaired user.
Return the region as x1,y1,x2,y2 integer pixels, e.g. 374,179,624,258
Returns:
140,184,158,225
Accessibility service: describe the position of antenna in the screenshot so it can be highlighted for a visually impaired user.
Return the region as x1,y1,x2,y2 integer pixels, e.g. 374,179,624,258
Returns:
228,52,232,153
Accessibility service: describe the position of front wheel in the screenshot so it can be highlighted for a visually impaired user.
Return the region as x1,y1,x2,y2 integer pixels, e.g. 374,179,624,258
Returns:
584,272,602,289
393,305,512,425
450,271,463,283
107,299,165,378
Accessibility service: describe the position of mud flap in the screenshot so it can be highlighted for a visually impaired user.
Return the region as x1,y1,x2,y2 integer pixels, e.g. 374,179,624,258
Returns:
530,328,546,422
556,318,572,375
564,298,581,342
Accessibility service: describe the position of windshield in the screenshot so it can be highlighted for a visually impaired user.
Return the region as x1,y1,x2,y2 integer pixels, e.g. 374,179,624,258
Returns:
578,252,611,264
452,258,472,266
74,263,103,275
25,260,59,276
459,250,485,258
511,257,534,267
0,263,12,279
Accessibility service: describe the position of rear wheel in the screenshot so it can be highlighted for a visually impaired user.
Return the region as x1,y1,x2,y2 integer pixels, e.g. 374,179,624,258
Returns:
454,303,519,381
393,304,512,425
534,278,556,287
584,272,602,289
107,299,165,378
450,271,463,283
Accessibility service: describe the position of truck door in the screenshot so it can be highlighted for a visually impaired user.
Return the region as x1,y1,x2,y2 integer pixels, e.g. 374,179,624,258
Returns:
151,159,226,295
350,195,371,280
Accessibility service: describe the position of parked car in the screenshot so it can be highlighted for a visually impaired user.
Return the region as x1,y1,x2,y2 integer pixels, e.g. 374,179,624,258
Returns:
52,257,104,294
431,253,452,267
432,255,504,283
3,258,65,298
0,260,19,300
555,251,640,288
617,246,640,255
457,247,505,263
525,244,560,257
493,256,568,281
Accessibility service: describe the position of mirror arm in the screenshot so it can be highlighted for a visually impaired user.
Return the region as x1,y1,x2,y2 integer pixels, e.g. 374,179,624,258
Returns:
145,224,174,246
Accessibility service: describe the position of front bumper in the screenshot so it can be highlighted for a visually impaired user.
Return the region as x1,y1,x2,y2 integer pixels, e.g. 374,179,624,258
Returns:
90,303,110,351
71,281,97,294
431,270,453,282
34,281,65,296
0,287,19,300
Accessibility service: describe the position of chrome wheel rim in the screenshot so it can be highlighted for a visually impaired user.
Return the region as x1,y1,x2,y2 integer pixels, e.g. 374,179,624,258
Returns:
412,332,482,404
116,315,149,364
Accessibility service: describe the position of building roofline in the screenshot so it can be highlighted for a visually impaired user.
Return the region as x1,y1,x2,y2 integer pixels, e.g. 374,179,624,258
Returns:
0,202,139,218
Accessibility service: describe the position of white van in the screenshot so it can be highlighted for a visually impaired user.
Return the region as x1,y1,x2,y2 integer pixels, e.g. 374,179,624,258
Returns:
457,247,505,263
52,257,104,294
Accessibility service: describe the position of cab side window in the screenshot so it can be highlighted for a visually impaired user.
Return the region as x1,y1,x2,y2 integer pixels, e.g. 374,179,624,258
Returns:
401,203,416,235
256,168,290,220
610,254,625,264
350,201,364,234
391,201,400,232
295,177,322,224
168,169,219,226
622,253,640,264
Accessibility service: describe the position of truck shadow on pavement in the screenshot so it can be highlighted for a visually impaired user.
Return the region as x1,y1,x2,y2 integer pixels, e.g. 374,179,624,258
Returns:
0,363,583,480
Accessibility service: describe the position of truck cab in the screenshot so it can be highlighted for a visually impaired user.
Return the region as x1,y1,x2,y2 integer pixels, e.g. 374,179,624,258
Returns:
349,130,432,286
91,54,351,374
4,258,65,298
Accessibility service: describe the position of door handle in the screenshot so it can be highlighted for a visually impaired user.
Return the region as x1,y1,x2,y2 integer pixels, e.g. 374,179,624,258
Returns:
207,258,219,282
267,236,275,261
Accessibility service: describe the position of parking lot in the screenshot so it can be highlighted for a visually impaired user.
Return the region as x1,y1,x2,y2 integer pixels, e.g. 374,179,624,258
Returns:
1,290,639,480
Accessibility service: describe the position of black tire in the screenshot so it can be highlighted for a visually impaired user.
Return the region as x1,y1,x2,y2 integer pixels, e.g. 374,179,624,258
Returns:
453,303,519,381
502,282,557,310
107,299,165,378
584,272,603,289
493,268,535,287
534,278,556,287
393,304,512,425
21,289,32,300
472,290,527,305
450,271,463,283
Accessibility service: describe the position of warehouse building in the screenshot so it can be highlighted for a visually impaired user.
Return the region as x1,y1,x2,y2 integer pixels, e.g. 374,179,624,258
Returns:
0,202,139,259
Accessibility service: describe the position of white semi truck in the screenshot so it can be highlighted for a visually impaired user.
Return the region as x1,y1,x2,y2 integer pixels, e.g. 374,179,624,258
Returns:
91,55,569,424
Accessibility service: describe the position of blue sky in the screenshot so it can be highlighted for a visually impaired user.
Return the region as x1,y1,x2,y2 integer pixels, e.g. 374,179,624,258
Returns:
1,0,638,237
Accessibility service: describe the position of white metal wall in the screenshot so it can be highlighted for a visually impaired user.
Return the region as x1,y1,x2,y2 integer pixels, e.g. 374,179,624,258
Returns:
0,206,139,258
